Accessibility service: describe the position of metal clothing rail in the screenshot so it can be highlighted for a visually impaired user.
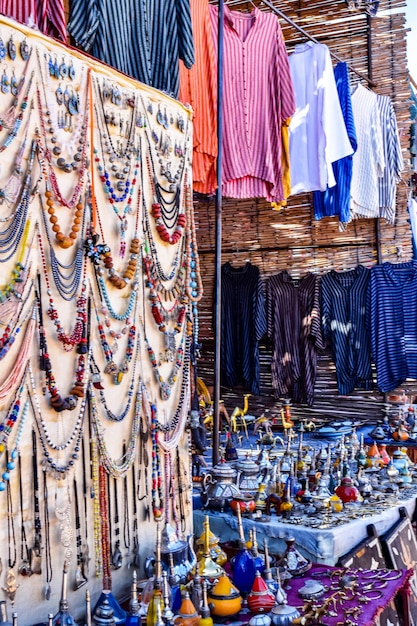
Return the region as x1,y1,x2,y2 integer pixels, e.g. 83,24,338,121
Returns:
221,0,377,87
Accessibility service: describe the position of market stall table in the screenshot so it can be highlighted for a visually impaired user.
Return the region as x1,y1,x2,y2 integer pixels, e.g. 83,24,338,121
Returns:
193,491,417,565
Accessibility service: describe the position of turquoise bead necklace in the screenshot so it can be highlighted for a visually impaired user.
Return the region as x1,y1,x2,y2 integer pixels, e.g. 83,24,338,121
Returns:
0,377,29,492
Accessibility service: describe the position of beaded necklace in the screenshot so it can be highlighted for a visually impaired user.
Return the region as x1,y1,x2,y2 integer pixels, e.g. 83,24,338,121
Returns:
0,379,28,492
90,354,137,422
36,71,90,211
0,138,37,263
145,328,186,401
0,215,32,302
0,281,34,363
142,329,191,444
88,381,143,480
0,99,33,208
28,363,87,478
39,188,86,301
87,140,142,289
36,277,88,412
38,229,88,352
89,423,102,579
91,288,138,385
0,302,37,404
93,87,140,258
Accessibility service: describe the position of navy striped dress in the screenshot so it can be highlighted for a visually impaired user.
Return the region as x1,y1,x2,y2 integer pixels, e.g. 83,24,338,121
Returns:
321,265,373,395
68,0,195,98
266,272,324,406
220,262,266,395
367,260,417,392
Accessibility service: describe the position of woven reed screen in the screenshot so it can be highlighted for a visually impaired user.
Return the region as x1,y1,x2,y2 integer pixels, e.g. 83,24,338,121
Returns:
194,0,415,426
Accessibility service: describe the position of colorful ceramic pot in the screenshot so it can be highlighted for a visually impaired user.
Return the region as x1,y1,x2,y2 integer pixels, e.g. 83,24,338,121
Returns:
207,574,242,618
247,572,276,614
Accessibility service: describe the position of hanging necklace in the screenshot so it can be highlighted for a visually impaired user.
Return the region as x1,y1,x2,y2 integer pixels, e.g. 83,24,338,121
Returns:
42,469,53,598
5,470,18,603
28,363,87,477
0,378,28,492
183,173,203,303
0,302,37,404
86,140,142,289
144,149,186,245
30,428,42,579
36,275,89,412
18,452,31,577
73,478,87,588
149,402,164,521
0,137,37,263
88,380,143,480
36,57,90,210
90,352,138,422
145,326,186,401
91,287,137,383
54,479,74,564
37,142,87,249
92,85,140,258
89,416,102,579
39,189,86,301
0,99,33,208
38,230,88,352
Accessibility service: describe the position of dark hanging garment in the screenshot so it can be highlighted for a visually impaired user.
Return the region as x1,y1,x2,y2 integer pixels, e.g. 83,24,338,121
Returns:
220,262,266,395
367,260,417,393
68,0,194,98
321,265,373,395
266,271,324,406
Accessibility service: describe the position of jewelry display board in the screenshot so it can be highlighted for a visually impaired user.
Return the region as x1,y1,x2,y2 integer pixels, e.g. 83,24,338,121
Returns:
381,508,417,626
0,14,199,626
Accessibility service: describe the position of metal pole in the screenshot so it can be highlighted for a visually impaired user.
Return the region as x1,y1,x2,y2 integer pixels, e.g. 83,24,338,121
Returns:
212,0,225,467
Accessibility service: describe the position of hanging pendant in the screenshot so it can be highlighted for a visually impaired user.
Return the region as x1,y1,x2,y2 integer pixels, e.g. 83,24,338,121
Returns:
20,39,30,61
48,54,55,77
59,58,69,80
68,61,75,81
0,39,6,60
1,70,9,94
7,37,16,61
10,71,18,97
44,583,51,600
2,569,19,604
163,332,176,363
56,84,63,106
74,566,87,590
159,381,171,401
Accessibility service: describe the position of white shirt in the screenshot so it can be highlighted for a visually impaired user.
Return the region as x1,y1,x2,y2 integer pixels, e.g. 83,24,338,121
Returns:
289,42,354,195
350,83,385,219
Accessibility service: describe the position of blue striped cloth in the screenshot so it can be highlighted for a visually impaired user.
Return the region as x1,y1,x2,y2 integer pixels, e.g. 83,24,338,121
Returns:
68,0,195,98
313,62,357,223
321,265,373,395
367,260,417,392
